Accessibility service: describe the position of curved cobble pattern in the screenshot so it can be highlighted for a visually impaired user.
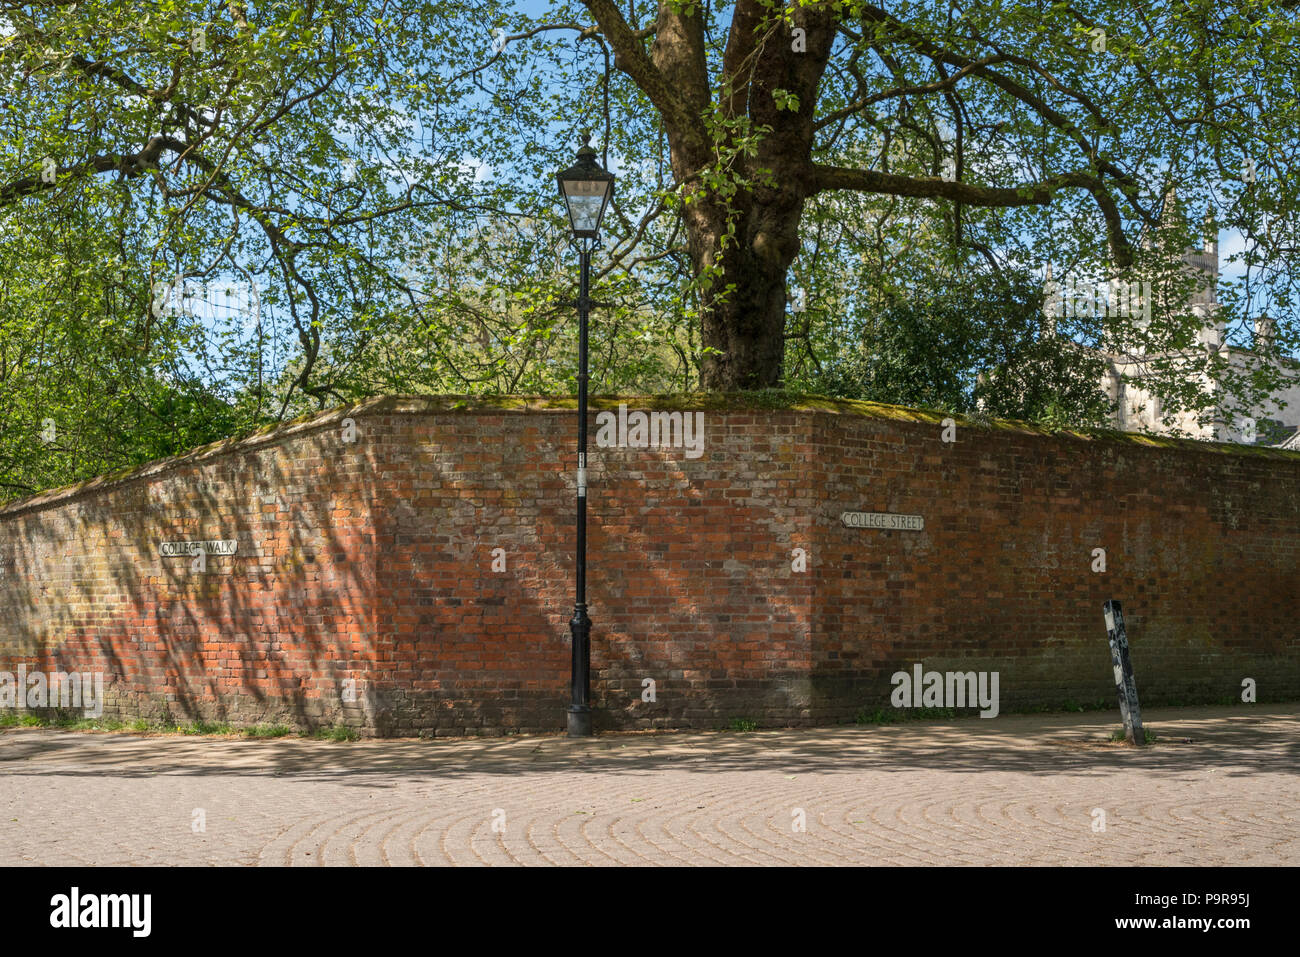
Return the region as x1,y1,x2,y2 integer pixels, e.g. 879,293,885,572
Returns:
1,706,1296,866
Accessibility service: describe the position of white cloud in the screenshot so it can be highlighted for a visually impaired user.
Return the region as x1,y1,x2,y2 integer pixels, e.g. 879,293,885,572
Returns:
458,154,493,182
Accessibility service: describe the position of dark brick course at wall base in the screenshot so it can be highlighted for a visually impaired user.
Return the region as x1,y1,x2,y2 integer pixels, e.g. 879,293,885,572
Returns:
2,395,1296,736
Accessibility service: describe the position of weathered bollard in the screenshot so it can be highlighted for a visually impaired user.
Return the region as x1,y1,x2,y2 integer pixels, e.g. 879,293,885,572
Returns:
1103,600,1144,745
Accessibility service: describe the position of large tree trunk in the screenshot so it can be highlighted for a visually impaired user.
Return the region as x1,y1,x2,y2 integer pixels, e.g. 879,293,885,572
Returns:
686,188,806,390
589,0,835,389
657,3,836,390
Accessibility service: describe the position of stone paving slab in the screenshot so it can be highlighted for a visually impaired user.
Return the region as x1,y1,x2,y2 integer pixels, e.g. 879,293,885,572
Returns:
1,705,1296,866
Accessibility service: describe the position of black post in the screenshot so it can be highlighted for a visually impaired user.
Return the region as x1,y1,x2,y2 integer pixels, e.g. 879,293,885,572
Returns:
1103,600,1144,745
568,242,593,737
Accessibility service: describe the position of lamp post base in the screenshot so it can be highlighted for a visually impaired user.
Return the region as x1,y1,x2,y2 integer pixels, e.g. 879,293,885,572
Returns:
567,706,592,738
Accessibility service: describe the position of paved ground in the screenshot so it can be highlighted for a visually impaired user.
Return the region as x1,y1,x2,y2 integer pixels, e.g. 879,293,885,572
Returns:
2,705,1296,866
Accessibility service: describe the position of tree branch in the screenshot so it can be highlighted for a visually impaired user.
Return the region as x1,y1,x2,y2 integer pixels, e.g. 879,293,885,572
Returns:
580,0,708,159
809,164,1135,265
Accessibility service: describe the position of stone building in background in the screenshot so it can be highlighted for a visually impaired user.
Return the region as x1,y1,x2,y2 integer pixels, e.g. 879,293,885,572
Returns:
1046,196,1300,446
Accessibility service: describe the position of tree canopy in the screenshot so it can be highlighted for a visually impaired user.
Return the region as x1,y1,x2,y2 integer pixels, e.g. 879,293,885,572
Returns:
2,0,1298,498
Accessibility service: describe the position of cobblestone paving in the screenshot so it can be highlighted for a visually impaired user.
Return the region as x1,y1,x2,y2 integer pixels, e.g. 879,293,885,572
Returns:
2,706,1296,866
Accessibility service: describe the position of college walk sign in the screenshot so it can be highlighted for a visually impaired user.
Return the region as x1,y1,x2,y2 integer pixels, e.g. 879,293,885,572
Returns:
158,540,238,557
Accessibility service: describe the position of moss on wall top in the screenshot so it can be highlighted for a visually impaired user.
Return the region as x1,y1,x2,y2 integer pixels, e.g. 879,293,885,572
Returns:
2,391,1297,517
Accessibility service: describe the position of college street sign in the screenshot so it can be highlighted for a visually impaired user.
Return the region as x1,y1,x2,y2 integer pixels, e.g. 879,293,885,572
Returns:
840,511,925,531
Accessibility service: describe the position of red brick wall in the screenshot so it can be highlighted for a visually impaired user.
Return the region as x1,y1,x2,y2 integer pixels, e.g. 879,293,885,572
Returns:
808,411,1300,716
1,396,1296,735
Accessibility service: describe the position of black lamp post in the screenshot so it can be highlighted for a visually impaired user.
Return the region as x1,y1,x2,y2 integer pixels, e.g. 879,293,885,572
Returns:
556,134,613,738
